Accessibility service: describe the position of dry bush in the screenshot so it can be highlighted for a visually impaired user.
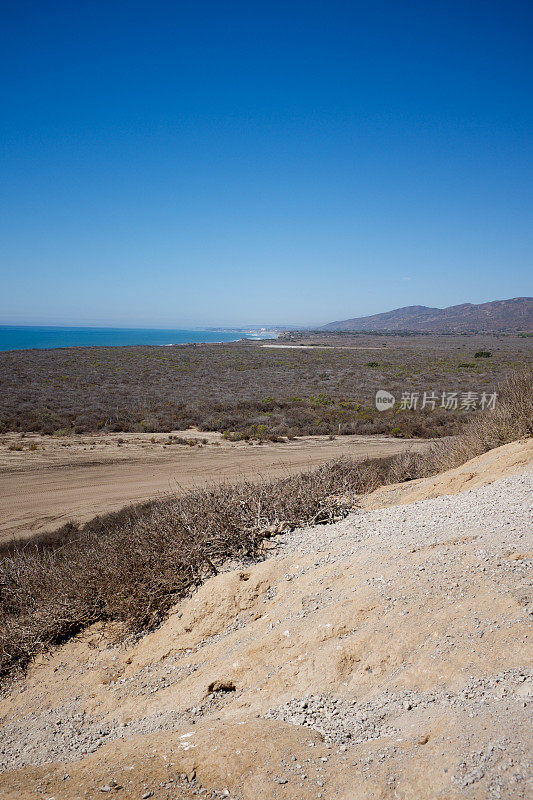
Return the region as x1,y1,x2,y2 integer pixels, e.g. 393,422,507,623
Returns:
0,463,386,679
0,369,530,682
416,368,533,476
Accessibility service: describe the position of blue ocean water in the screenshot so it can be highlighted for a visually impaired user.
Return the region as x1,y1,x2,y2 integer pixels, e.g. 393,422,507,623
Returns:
0,326,276,352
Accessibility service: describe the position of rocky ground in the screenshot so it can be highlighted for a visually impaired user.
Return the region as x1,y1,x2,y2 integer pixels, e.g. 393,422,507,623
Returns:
0,439,531,799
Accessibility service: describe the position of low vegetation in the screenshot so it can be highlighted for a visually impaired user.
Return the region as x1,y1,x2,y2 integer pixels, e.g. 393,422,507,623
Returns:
0,334,530,439
0,369,530,683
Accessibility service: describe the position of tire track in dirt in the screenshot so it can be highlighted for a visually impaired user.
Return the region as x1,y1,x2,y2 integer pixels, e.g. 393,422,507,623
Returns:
0,432,427,542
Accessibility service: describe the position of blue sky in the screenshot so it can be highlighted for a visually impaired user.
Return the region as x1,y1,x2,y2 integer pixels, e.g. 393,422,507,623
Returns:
1,0,532,327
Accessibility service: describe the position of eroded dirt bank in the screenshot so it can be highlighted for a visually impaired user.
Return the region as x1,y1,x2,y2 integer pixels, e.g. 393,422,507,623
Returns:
0,440,531,799
0,431,427,542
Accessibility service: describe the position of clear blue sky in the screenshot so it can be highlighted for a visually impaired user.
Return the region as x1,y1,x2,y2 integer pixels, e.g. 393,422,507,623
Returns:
1,0,532,327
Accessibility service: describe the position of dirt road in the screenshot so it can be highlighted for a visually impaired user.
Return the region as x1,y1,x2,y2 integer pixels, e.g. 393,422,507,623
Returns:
0,430,427,542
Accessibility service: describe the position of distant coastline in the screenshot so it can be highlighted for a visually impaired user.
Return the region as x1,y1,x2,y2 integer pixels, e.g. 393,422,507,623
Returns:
0,326,278,352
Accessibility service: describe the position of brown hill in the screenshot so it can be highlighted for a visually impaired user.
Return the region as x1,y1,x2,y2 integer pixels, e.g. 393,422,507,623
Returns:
322,296,533,332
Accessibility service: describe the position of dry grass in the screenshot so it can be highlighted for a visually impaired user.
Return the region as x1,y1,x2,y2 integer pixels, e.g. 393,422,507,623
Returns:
415,368,533,474
0,369,530,683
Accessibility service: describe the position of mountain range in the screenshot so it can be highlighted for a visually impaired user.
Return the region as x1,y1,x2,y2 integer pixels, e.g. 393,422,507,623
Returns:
322,297,532,333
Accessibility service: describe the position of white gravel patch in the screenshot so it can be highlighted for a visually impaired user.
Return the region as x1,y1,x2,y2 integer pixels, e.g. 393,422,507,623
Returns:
273,472,532,559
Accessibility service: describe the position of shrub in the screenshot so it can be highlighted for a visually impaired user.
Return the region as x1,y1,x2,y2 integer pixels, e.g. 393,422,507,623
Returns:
474,351,492,358
223,430,249,442
260,396,276,411
249,423,281,441
0,460,391,679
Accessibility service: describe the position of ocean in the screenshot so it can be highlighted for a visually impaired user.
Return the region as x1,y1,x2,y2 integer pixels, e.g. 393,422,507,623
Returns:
0,326,277,352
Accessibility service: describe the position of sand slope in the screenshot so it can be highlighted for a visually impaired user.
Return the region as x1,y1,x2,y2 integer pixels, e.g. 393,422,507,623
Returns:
0,440,531,799
361,437,533,509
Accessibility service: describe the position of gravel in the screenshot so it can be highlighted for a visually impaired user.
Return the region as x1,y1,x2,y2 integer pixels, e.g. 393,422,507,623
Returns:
264,669,532,746
273,472,532,559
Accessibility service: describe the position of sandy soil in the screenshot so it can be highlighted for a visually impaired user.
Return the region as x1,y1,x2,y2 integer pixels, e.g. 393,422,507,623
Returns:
0,431,427,542
261,344,385,349
360,437,533,508
0,440,531,799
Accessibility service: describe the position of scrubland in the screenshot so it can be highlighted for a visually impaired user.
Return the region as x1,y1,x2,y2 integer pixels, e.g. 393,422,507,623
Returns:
0,334,530,439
